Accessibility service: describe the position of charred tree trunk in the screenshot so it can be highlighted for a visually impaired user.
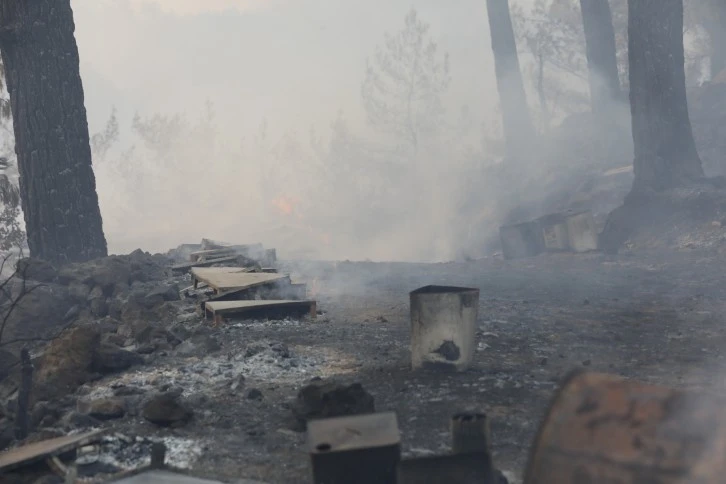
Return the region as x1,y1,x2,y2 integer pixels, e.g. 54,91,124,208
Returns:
599,0,705,254
486,0,536,160
628,0,703,192
0,0,107,264
579,0,622,112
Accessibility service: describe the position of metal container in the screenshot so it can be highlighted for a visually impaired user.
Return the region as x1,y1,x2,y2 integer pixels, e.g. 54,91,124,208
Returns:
499,220,545,260
536,213,570,251
524,370,726,484
410,285,479,371
564,210,598,252
307,412,401,484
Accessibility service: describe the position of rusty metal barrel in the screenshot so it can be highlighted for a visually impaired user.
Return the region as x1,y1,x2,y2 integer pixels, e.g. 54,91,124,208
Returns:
524,371,726,484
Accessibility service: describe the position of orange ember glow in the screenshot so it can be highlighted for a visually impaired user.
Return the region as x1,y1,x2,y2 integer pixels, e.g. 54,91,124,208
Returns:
271,196,296,216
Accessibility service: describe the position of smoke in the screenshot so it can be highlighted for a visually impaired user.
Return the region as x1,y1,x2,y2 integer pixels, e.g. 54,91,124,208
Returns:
69,0,700,262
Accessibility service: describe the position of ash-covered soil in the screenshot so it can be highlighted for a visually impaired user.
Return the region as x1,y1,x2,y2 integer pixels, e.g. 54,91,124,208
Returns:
7,249,726,483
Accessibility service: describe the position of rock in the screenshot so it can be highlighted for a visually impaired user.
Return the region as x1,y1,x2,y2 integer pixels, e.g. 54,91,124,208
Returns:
35,326,101,399
230,374,246,391
30,401,61,429
62,411,101,430
63,305,81,322
15,258,58,283
291,381,375,431
174,335,221,357
108,299,123,319
269,342,290,358
245,342,268,358
113,385,146,397
147,284,181,303
120,297,156,323
92,345,143,374
86,398,126,420
4,282,74,341
88,285,105,300
67,282,91,302
142,392,193,427
247,388,263,400
112,283,129,298
101,332,127,348
89,298,109,318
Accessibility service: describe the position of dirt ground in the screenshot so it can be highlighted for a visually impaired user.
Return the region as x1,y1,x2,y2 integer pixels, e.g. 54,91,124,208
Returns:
46,247,723,484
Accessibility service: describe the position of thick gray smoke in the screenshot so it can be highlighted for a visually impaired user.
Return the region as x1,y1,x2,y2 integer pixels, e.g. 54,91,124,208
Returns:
70,0,710,261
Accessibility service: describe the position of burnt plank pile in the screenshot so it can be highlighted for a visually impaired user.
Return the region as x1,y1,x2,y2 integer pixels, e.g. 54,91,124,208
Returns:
171,238,316,325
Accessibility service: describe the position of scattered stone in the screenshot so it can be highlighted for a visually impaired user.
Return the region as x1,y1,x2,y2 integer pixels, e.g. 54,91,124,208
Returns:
89,298,109,318
175,335,221,357
63,411,101,430
35,326,101,399
231,374,246,391
92,345,144,374
147,284,181,303
582,359,592,366
15,258,58,283
269,342,290,358
87,398,126,420
291,381,375,431
113,385,147,397
30,401,61,429
247,388,263,400
539,357,548,366
142,392,193,427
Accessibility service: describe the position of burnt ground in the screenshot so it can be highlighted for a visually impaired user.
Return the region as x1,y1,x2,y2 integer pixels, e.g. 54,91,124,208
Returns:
44,248,725,484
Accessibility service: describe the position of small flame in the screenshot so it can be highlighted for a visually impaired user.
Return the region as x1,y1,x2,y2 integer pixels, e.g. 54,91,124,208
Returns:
272,196,296,215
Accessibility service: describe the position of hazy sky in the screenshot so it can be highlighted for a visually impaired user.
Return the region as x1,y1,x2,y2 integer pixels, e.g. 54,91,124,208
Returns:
71,0,518,143
66,0,541,257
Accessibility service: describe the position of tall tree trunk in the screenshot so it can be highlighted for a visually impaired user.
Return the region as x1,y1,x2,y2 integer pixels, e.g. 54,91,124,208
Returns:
628,0,703,192
0,0,107,264
486,0,536,160
579,0,622,112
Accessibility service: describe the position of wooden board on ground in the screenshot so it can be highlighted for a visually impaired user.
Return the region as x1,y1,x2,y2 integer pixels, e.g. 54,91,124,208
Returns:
189,248,237,262
0,430,105,472
172,256,243,274
204,299,316,323
191,267,289,295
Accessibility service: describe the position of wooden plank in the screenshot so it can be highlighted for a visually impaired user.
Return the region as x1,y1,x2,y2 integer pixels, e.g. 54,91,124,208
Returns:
171,256,241,274
204,299,316,322
191,267,288,294
189,248,236,262
0,430,105,472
